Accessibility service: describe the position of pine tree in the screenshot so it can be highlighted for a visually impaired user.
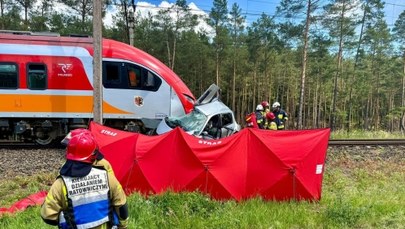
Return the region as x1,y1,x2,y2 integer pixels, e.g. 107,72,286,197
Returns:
208,0,229,87
277,0,321,129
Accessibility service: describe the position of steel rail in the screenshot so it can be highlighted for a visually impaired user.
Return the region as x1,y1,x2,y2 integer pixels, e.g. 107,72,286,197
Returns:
0,141,63,149
2,139,405,149
329,139,405,146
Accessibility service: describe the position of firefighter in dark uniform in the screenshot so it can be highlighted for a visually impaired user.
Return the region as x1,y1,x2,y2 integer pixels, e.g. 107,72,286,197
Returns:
272,102,288,130
41,133,129,229
255,104,265,129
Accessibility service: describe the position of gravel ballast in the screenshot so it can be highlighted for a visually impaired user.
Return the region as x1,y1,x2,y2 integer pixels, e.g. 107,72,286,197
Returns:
0,146,404,180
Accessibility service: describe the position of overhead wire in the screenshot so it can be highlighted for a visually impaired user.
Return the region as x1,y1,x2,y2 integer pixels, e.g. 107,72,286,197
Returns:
109,0,403,26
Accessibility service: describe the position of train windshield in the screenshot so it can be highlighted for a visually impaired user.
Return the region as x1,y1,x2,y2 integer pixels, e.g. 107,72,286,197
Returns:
165,109,207,134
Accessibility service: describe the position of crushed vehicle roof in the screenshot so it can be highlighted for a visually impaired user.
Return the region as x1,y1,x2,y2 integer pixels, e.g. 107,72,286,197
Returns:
195,99,233,116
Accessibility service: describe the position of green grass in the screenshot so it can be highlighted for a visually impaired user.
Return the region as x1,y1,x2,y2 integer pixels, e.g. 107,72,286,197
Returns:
330,129,405,139
0,172,56,207
1,151,404,229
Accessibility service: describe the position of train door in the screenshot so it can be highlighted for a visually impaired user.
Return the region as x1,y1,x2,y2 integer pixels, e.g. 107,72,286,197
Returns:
102,60,172,128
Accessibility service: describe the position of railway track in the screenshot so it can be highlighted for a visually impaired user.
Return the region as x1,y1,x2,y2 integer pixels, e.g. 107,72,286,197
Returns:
1,139,405,148
328,139,405,146
0,141,63,149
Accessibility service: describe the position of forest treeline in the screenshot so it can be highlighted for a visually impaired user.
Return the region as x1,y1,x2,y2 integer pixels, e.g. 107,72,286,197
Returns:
1,0,405,132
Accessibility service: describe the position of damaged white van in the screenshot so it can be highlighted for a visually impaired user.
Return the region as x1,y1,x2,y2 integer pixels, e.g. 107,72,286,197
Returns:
155,84,241,139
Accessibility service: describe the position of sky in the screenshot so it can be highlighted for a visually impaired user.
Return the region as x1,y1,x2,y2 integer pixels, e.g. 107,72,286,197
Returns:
129,0,405,27
44,0,405,30
384,0,405,26
132,0,280,25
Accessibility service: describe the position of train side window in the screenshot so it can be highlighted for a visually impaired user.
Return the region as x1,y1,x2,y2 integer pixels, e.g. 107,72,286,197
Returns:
125,63,161,91
0,63,18,89
27,63,47,90
127,65,141,88
103,61,124,88
142,70,161,91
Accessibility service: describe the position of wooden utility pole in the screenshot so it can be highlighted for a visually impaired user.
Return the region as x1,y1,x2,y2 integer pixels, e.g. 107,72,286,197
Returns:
128,7,134,46
93,0,103,124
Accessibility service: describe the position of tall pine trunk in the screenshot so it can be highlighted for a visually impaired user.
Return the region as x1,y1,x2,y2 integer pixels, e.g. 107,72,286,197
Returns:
298,0,312,129
401,53,405,133
331,2,346,131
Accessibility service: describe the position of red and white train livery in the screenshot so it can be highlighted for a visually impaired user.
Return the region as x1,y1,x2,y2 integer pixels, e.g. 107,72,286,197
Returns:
0,32,195,145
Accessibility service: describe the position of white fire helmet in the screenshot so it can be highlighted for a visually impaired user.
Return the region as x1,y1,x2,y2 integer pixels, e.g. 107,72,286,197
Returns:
256,104,264,111
272,102,281,109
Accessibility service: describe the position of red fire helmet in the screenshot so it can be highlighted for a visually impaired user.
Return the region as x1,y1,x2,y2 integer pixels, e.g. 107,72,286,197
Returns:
66,134,97,163
266,112,276,120
61,128,92,145
261,101,270,108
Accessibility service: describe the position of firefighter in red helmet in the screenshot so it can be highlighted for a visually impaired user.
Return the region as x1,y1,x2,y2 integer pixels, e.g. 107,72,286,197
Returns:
261,101,270,112
261,101,270,128
60,128,93,146
266,111,278,130
41,134,129,229
61,128,114,175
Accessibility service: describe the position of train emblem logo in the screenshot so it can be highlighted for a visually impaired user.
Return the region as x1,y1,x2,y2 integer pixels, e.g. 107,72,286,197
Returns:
57,63,73,77
134,96,144,107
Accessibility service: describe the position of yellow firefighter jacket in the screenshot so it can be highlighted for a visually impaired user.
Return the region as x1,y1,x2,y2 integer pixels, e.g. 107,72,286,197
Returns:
41,159,128,229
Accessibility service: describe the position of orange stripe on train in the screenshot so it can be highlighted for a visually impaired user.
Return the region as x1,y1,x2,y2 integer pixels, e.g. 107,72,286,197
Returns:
0,94,131,114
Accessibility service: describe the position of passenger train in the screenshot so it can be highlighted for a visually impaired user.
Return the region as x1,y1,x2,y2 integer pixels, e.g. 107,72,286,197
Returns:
0,31,196,145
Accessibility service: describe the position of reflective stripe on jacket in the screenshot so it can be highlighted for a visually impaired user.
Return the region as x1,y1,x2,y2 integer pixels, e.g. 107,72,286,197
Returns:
268,122,278,130
255,111,264,129
245,112,259,128
59,167,110,229
41,159,128,229
274,109,288,130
